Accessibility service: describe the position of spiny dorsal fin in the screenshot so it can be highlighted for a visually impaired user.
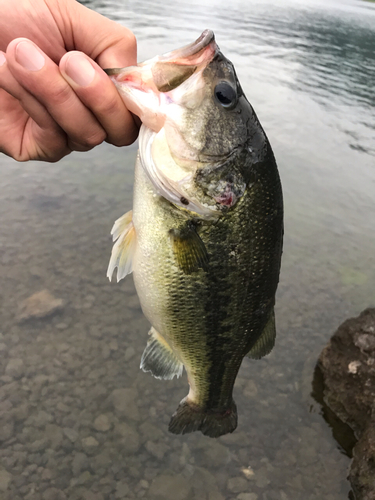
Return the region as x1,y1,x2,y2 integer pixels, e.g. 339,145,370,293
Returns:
107,210,136,282
246,308,276,359
140,327,183,380
169,224,209,274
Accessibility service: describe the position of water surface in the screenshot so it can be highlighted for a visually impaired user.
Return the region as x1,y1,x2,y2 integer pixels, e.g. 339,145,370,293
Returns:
1,0,375,498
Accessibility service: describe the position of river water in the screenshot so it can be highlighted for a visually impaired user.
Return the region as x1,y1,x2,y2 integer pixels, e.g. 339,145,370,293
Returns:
0,0,374,499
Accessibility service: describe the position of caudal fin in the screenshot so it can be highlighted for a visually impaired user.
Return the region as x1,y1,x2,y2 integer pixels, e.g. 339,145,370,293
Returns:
168,397,237,438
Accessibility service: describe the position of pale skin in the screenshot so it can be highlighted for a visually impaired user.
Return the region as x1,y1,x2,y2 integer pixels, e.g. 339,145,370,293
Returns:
0,0,139,162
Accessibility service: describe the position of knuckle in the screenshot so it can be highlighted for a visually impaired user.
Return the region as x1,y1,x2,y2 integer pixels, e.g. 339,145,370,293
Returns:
125,31,137,54
80,128,107,149
48,81,73,106
102,93,121,117
108,127,138,148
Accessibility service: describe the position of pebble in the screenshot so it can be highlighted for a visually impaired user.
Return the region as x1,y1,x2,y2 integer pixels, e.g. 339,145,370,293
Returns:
124,346,136,361
82,492,105,500
196,440,231,468
45,425,63,450
115,480,130,498
115,423,140,453
63,428,79,443
145,440,169,460
254,466,271,488
0,469,12,491
72,453,89,477
227,476,249,493
111,388,139,420
5,359,24,379
42,487,67,500
93,414,111,432
0,422,14,442
237,494,258,500
148,474,192,500
81,436,99,453
18,290,64,320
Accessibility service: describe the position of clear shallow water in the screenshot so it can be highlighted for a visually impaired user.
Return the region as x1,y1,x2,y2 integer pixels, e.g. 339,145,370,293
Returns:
0,0,375,498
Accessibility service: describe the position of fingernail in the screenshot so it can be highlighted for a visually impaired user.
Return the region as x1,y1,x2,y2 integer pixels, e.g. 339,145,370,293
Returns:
65,53,96,87
15,41,45,71
0,52,6,66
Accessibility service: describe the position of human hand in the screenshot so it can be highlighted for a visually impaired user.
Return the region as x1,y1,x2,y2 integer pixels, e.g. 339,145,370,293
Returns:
0,0,138,162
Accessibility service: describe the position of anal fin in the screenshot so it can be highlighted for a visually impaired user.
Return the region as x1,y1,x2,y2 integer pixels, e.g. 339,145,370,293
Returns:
140,327,183,380
246,308,276,359
107,210,136,282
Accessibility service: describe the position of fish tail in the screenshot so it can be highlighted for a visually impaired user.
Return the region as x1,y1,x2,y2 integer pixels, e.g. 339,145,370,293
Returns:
168,397,237,438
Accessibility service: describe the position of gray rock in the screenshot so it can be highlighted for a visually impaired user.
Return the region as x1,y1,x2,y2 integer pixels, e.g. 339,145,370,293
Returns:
5,359,24,379
45,425,63,450
114,422,140,453
138,422,164,443
63,427,79,443
0,421,14,442
72,452,89,477
227,476,249,493
243,380,258,398
19,290,64,320
70,470,92,487
32,411,53,428
191,467,225,500
41,469,53,481
0,469,12,491
82,492,105,500
93,414,111,432
81,436,99,454
111,388,139,420
145,440,169,460
124,346,136,361
149,474,192,500
115,480,130,498
316,308,375,500
237,494,258,500
29,438,48,453
42,488,67,500
196,439,231,468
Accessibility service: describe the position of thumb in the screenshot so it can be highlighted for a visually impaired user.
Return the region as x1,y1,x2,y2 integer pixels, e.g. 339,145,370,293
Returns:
59,0,137,69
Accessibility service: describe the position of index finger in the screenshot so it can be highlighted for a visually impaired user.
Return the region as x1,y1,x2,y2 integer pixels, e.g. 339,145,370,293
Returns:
58,0,138,69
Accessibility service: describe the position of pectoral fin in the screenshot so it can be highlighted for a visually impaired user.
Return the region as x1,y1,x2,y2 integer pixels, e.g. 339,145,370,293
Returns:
107,210,136,282
169,225,209,274
141,327,183,380
246,309,276,359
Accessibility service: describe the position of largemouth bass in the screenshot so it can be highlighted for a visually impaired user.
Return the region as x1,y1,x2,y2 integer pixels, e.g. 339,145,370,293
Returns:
106,30,283,438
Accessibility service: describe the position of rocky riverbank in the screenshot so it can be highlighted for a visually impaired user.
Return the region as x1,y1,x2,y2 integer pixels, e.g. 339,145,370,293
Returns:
316,309,375,500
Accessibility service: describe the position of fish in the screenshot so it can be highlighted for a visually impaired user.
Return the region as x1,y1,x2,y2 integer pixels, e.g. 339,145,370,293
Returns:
105,30,283,438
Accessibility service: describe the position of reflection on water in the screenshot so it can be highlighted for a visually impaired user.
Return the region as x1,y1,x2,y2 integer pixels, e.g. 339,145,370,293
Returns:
1,0,375,498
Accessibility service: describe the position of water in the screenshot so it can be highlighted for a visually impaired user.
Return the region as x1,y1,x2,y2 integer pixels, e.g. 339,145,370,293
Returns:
1,0,374,498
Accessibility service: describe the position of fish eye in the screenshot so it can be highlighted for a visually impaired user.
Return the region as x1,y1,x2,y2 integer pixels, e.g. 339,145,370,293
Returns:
214,82,237,108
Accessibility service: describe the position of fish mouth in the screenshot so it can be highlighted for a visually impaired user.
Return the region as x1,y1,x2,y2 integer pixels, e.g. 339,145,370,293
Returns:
154,29,216,66
104,30,217,93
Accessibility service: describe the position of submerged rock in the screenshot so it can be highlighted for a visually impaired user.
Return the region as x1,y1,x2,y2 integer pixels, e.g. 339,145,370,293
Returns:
316,308,375,500
18,290,64,320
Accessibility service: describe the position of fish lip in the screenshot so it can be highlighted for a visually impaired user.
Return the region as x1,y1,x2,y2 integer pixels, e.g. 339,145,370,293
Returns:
103,30,217,77
155,29,216,64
